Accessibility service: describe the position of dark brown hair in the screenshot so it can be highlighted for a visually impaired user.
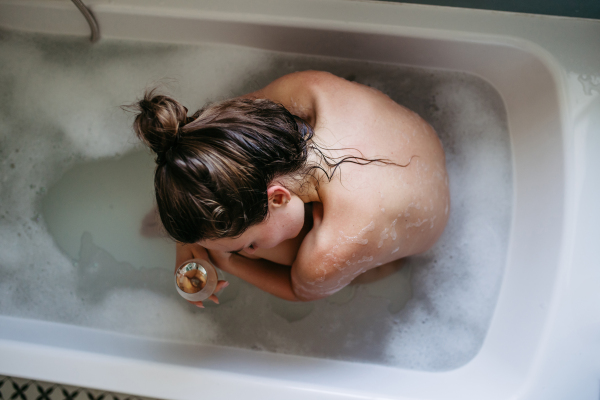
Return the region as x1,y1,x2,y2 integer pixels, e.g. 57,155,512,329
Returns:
127,90,399,244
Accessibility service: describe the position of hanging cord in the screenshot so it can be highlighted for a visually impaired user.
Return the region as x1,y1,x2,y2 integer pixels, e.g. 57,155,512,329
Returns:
71,0,100,43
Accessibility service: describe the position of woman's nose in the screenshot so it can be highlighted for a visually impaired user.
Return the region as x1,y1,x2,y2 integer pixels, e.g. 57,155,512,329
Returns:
244,246,256,254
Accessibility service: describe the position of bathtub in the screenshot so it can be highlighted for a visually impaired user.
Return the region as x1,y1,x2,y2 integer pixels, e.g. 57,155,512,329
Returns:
0,0,599,399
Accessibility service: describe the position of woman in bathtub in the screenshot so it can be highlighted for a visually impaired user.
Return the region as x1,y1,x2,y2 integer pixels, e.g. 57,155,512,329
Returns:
131,71,449,307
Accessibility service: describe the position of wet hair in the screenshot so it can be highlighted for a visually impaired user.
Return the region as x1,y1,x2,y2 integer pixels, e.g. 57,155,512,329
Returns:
126,90,400,244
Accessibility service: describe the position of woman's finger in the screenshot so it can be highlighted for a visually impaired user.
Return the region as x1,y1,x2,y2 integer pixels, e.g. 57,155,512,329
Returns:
188,300,204,308
205,282,230,304
214,280,229,293
207,294,220,304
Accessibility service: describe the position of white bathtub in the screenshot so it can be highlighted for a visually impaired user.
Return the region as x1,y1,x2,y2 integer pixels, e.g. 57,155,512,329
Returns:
0,1,599,399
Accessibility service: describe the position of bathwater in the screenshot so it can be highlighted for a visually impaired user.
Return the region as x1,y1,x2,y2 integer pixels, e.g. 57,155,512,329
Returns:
0,30,511,370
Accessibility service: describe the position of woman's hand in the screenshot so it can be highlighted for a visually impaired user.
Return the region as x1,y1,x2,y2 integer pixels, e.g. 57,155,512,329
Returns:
175,242,229,308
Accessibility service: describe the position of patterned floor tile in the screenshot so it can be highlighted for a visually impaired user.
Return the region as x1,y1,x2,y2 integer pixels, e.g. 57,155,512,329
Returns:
0,376,159,400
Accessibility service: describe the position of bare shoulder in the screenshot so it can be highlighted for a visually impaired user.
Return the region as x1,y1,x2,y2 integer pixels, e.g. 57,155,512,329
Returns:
268,70,341,87
290,199,384,300
248,71,337,99
264,71,375,102
241,71,339,125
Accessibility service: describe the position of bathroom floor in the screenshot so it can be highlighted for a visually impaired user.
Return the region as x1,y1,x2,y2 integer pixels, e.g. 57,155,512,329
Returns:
0,375,157,400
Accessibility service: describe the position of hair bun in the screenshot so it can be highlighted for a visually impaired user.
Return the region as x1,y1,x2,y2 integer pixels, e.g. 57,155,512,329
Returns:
127,89,189,162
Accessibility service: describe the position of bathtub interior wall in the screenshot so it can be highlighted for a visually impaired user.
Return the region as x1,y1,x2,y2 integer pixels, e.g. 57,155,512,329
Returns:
0,4,566,396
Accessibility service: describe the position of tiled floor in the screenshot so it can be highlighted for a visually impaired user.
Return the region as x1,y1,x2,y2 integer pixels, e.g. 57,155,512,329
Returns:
0,376,156,400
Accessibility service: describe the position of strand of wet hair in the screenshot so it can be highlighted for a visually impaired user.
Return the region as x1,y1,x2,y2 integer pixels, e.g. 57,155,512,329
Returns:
306,143,415,183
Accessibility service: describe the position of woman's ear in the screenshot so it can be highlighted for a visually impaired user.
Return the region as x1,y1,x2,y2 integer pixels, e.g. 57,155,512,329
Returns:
267,185,292,208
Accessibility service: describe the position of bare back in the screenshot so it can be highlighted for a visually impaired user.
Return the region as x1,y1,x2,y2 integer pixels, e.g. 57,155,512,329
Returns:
245,71,449,298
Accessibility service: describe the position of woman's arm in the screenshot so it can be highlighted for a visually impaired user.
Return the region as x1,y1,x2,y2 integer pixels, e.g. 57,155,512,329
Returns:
204,202,371,302
206,249,301,302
